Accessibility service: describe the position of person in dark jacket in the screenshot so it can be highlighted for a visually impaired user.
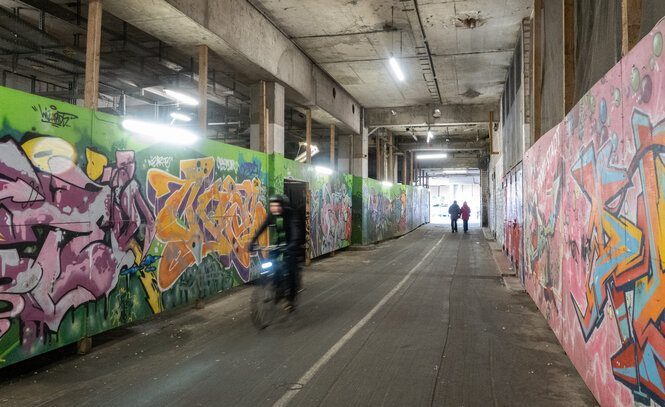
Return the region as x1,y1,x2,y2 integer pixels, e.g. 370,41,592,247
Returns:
461,201,471,233
249,195,303,311
448,200,461,233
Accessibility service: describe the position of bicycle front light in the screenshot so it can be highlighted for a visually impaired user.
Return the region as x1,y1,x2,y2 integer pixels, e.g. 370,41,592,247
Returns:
261,261,273,270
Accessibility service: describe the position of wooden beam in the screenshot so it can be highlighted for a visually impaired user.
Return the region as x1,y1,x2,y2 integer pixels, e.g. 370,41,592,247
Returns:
533,0,543,141
83,0,103,110
259,81,266,152
306,108,312,164
402,151,407,184
375,135,381,180
198,44,208,136
563,0,575,115
330,124,335,169
622,0,643,56
389,132,394,182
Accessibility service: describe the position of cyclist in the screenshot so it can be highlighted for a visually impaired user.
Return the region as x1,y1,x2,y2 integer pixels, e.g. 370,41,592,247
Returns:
249,194,303,312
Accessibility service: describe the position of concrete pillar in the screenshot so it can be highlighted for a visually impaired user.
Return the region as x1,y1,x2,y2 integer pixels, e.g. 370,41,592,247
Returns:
250,81,285,154
353,128,368,178
337,135,351,173
375,135,381,180
388,132,394,182
83,0,103,110
481,168,490,227
305,108,312,164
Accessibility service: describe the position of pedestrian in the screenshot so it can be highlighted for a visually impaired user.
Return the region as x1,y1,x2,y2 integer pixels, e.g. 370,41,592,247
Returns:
461,201,471,233
448,200,461,233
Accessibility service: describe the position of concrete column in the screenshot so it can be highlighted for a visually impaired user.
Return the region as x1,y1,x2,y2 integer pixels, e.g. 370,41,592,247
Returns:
375,135,381,180
353,128,368,178
250,81,285,154
337,135,351,173
83,0,103,110
306,109,312,164
481,168,490,227
388,132,394,182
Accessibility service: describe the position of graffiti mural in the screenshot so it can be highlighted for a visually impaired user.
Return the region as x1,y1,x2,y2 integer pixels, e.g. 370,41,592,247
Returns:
147,157,267,288
352,177,429,245
523,21,665,407
310,179,352,257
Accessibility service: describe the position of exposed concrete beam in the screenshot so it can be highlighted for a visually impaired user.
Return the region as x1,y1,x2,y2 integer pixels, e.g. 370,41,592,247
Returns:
366,104,497,127
398,140,489,152
103,0,361,133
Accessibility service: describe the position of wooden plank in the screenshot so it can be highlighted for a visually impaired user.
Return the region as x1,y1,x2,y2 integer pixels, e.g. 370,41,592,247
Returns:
259,81,266,152
622,0,643,56
563,0,575,115
330,124,335,169
533,0,543,142
403,152,407,184
198,44,208,136
389,132,394,182
305,108,312,164
83,0,103,110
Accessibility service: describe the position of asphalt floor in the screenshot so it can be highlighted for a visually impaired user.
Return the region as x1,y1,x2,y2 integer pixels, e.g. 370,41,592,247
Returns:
0,224,597,406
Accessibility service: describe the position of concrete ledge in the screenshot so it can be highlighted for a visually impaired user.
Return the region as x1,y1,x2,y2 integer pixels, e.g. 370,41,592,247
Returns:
503,275,526,292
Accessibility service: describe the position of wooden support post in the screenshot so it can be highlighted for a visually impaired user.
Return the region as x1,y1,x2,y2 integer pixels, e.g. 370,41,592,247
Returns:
198,44,208,136
306,108,312,164
622,0,642,56
330,124,335,169
389,132,394,182
259,81,267,152
533,0,543,142
402,153,407,184
375,135,381,180
410,151,414,185
83,0,103,110
563,0,575,115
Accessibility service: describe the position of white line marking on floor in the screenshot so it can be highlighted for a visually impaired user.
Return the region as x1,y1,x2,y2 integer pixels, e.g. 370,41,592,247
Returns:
272,234,446,407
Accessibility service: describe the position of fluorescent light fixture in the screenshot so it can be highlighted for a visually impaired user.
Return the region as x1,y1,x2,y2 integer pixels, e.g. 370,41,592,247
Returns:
170,112,192,122
122,119,199,145
295,143,319,163
427,130,433,143
261,261,273,269
389,57,405,81
382,181,393,187
417,153,448,160
164,89,199,106
315,166,333,175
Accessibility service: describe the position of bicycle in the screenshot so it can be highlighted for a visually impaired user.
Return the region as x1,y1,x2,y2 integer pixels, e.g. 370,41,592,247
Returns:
249,244,290,329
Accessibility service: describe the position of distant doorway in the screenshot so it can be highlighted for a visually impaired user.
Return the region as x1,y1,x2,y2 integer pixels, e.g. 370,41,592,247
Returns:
283,179,309,260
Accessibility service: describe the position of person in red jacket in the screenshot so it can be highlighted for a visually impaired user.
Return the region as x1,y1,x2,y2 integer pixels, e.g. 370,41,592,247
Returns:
461,201,471,233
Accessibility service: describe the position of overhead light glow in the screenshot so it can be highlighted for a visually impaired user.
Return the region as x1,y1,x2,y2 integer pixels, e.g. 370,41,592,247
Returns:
295,143,319,163
382,181,393,187
427,130,433,143
164,89,199,106
122,119,199,145
315,166,333,175
417,153,448,160
170,112,192,122
261,261,273,270
389,57,405,81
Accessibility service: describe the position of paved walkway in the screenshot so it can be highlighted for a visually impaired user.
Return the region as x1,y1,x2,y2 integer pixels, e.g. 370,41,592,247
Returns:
0,225,597,406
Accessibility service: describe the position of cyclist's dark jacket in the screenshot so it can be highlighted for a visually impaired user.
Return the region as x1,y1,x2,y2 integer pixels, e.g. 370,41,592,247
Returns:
251,207,303,257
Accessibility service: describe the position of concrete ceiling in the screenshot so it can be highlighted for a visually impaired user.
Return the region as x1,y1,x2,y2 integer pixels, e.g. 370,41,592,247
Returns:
252,0,532,108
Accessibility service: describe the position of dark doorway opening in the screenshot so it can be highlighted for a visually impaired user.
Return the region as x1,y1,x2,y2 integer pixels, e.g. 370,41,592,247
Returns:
283,179,309,261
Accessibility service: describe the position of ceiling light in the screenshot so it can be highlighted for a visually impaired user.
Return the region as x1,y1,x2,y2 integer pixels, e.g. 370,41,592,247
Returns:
295,143,319,163
170,112,192,122
417,153,447,160
164,89,199,106
391,109,397,116
389,57,405,81
433,108,441,118
427,130,433,143
122,119,199,145
315,166,333,175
